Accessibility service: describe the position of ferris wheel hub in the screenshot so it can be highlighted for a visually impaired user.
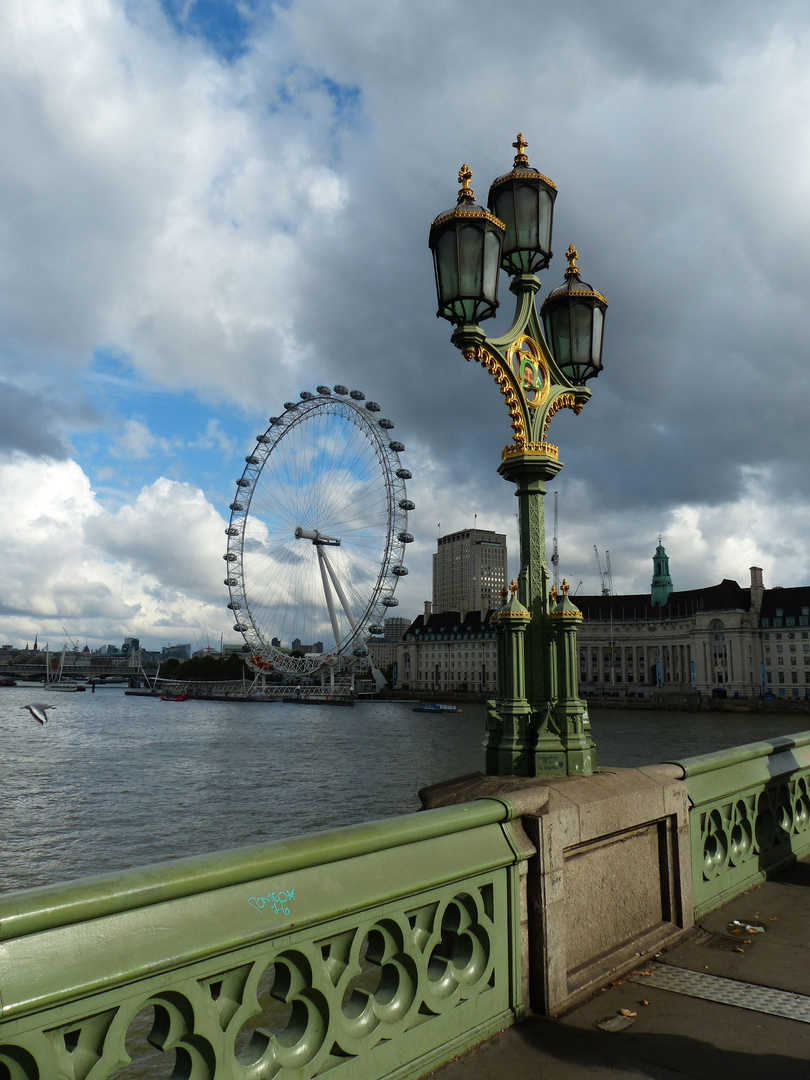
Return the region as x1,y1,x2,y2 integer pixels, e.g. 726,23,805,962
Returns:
294,526,341,546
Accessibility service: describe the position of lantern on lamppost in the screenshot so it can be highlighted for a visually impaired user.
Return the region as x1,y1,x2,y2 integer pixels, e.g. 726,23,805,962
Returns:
428,134,608,778
428,164,505,328
541,244,607,384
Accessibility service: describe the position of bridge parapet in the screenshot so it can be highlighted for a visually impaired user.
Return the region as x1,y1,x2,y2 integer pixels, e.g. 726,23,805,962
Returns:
668,730,810,917
0,801,532,1080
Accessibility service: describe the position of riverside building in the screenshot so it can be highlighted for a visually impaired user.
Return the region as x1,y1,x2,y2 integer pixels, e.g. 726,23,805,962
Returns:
432,528,507,614
396,542,809,700
576,545,809,700
397,602,498,694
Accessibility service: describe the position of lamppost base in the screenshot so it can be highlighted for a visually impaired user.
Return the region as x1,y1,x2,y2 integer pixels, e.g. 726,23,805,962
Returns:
562,747,597,775
485,700,597,778
484,700,532,776
532,752,568,776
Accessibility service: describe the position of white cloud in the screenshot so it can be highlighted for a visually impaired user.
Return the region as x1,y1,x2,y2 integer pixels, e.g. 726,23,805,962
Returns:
0,455,233,648
110,418,170,459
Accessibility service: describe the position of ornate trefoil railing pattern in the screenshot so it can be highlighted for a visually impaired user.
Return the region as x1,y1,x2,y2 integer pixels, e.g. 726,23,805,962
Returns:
669,731,810,918
0,801,530,1080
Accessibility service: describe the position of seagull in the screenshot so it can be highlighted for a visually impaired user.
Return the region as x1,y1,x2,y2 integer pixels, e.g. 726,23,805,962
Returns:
22,703,55,725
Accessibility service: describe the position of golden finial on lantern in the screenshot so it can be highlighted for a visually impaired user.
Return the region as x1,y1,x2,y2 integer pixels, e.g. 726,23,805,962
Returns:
457,164,474,202
512,133,529,166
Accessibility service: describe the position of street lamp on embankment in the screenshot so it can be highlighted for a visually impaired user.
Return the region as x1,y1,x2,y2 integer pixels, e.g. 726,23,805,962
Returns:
428,134,608,777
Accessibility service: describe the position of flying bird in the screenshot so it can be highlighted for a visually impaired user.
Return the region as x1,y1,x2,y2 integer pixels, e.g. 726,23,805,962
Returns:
22,703,55,725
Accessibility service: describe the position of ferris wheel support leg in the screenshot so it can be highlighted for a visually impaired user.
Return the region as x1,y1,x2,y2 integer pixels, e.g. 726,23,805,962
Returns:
320,545,358,630
317,545,343,646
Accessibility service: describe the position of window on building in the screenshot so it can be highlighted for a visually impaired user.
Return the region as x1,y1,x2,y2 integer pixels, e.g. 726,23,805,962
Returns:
788,617,796,627
762,619,770,628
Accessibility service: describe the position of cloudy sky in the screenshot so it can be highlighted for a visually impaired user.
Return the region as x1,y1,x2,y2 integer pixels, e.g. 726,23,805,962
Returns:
2,0,810,652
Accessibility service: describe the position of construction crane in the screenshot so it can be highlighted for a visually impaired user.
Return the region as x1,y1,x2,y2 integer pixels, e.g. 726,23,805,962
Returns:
594,547,614,596
551,491,560,591
62,627,80,651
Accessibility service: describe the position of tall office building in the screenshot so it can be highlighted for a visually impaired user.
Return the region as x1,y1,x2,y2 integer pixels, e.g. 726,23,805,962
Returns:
432,528,507,614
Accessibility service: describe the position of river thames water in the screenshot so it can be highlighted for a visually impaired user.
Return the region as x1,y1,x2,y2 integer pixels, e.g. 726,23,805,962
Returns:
1,686,806,893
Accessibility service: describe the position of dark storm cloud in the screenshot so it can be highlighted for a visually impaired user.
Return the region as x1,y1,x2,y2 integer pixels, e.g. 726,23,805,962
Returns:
0,382,72,459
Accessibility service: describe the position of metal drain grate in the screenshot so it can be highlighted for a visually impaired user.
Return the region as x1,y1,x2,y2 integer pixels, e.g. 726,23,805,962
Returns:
627,964,810,1024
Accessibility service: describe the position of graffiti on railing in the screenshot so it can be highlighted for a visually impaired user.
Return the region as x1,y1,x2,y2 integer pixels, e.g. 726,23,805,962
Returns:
248,888,295,915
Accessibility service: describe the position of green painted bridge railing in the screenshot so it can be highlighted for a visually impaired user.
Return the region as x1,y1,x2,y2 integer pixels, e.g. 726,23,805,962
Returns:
669,730,810,917
0,799,530,1080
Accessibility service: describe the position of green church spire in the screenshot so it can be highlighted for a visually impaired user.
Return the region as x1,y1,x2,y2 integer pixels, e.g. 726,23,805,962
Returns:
651,538,673,607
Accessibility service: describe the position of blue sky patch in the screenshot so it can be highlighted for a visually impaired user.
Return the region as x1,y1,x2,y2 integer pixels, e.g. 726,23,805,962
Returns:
159,0,260,62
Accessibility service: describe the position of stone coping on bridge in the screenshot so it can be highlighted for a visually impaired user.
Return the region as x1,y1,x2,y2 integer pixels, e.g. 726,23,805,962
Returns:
421,765,693,1016
0,800,516,943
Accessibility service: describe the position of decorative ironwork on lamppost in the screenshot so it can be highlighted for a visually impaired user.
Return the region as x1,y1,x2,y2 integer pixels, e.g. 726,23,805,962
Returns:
428,134,608,777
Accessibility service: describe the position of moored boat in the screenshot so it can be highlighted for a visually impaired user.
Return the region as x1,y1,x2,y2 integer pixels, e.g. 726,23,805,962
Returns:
413,703,463,713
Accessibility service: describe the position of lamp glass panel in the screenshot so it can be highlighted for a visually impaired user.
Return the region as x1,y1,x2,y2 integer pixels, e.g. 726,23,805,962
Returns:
436,229,459,303
492,189,516,249
571,301,593,367
547,308,570,368
591,307,604,366
457,224,484,296
483,228,501,301
537,189,553,250
514,184,539,250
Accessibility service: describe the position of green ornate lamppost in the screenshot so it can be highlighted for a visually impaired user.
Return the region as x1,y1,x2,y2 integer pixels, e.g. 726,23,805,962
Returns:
428,134,608,777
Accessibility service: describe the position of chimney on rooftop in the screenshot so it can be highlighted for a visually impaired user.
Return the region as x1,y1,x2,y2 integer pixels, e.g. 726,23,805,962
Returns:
749,566,764,616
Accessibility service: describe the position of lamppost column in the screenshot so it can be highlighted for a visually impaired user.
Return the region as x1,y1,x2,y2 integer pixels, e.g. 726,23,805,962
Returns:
498,452,560,694
551,581,596,775
485,581,532,774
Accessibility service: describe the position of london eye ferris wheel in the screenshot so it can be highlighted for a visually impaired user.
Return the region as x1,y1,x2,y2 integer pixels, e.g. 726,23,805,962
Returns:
223,386,413,677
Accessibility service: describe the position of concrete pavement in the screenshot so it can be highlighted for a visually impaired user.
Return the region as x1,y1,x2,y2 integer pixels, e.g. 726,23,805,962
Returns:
431,858,810,1078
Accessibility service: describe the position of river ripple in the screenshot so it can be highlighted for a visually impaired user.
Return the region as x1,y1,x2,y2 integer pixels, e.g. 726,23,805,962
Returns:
1,687,804,892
